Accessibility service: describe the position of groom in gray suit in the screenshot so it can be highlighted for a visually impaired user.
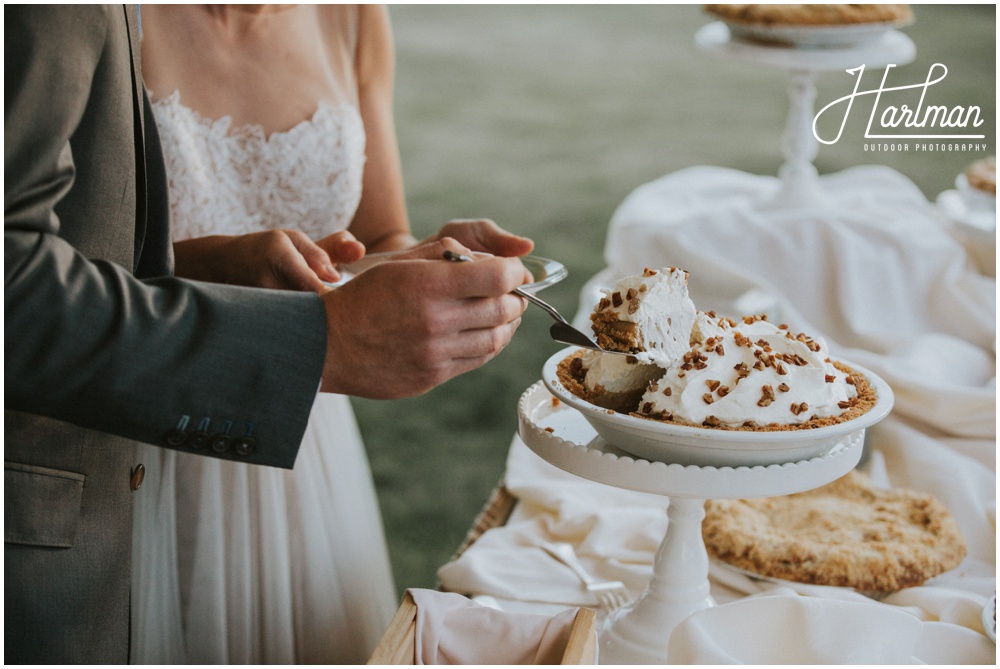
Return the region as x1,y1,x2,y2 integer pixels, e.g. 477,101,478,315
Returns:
5,5,529,663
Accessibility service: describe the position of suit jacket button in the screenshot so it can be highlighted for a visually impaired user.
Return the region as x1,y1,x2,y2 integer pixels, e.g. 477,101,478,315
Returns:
233,437,257,457
165,429,187,447
130,464,145,491
210,434,231,453
187,431,210,450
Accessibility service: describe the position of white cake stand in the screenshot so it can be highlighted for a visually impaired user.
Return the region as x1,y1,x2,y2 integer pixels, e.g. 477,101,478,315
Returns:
518,381,865,664
695,21,916,210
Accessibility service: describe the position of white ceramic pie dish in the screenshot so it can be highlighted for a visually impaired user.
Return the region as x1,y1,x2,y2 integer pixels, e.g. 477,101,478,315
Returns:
542,347,894,467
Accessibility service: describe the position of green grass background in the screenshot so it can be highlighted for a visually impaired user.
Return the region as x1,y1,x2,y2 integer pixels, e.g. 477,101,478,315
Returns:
351,4,996,597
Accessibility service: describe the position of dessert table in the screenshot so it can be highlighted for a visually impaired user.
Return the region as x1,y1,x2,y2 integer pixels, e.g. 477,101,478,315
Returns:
437,163,995,663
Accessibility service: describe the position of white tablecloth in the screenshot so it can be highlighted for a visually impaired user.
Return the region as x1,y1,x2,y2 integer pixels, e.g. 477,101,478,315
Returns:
438,166,996,664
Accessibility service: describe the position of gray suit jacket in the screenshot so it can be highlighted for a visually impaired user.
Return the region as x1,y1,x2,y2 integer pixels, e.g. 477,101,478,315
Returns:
5,6,329,663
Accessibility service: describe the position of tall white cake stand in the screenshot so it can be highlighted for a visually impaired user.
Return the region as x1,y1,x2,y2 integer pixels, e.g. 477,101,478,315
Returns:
518,381,866,664
695,21,916,209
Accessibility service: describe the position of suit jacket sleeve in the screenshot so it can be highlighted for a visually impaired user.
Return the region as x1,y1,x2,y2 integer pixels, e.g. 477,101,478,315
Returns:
4,5,328,469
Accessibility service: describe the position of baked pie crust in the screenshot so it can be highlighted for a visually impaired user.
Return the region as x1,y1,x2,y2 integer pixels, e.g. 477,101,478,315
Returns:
703,470,967,592
704,4,914,27
964,156,996,195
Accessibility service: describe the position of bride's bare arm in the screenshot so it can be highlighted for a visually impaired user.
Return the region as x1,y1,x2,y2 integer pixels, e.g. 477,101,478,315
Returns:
343,7,536,261
346,5,415,254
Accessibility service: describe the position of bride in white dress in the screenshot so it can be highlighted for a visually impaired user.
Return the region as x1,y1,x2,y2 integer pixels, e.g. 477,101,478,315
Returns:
131,6,533,664
132,5,394,665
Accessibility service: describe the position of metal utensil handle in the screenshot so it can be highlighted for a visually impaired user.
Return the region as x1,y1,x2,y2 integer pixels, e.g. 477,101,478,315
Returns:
442,250,571,325
513,287,570,324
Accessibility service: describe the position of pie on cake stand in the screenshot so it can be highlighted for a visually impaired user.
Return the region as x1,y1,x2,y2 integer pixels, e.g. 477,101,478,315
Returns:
516,348,895,664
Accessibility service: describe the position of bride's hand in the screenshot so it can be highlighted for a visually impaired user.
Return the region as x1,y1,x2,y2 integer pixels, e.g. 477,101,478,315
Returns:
423,219,535,258
173,229,365,292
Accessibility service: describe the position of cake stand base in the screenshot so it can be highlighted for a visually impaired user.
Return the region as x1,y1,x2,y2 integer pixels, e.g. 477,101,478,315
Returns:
600,497,713,665
517,382,865,664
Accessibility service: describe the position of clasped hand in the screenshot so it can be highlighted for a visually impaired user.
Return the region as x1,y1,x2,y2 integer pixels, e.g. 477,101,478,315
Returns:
173,220,535,399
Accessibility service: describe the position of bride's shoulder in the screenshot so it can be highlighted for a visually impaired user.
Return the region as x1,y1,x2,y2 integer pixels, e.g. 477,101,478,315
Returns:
315,5,391,52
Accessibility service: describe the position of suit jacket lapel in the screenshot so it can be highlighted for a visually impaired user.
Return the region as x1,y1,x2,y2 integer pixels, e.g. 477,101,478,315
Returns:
123,4,147,270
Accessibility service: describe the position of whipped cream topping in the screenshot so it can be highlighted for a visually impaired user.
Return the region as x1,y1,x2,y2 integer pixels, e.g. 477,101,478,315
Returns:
594,267,696,367
639,314,858,427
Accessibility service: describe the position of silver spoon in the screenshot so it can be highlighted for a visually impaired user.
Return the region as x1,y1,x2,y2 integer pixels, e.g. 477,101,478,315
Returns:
443,250,627,354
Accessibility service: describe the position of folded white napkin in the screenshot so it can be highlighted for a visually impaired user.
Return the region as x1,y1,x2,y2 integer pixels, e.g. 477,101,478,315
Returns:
407,588,593,664
667,593,996,664
436,165,996,661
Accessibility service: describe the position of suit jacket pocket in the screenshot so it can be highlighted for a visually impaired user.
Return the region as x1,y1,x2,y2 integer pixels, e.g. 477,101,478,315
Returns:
4,461,85,548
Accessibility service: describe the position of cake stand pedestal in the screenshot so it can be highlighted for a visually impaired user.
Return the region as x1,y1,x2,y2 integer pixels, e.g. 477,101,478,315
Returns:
694,21,916,210
517,382,865,664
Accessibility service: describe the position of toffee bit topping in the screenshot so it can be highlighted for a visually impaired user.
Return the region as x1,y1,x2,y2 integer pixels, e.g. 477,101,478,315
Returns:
551,397,561,407
715,343,725,356
758,385,775,407
663,386,672,396
753,361,765,371
641,402,653,414
837,400,852,409
569,357,584,375
642,268,658,277
776,363,787,375
825,374,836,383
790,402,810,416
703,415,721,427
598,297,611,311
681,362,693,371
777,383,790,393
706,337,718,348
778,323,789,330
702,393,715,405
693,361,708,370
846,375,856,386
706,310,717,318
742,420,757,428
627,300,639,315
544,426,555,433
717,385,730,397
626,288,637,301
611,291,623,308
639,283,648,293
706,379,721,391
648,381,659,392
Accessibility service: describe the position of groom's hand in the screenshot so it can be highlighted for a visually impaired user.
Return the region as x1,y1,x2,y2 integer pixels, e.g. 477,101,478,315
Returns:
318,239,529,398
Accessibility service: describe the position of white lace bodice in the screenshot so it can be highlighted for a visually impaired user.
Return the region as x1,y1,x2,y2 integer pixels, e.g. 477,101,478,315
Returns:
151,90,366,241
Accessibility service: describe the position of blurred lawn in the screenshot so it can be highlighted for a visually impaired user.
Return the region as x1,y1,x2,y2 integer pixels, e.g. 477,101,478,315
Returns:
352,4,996,596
